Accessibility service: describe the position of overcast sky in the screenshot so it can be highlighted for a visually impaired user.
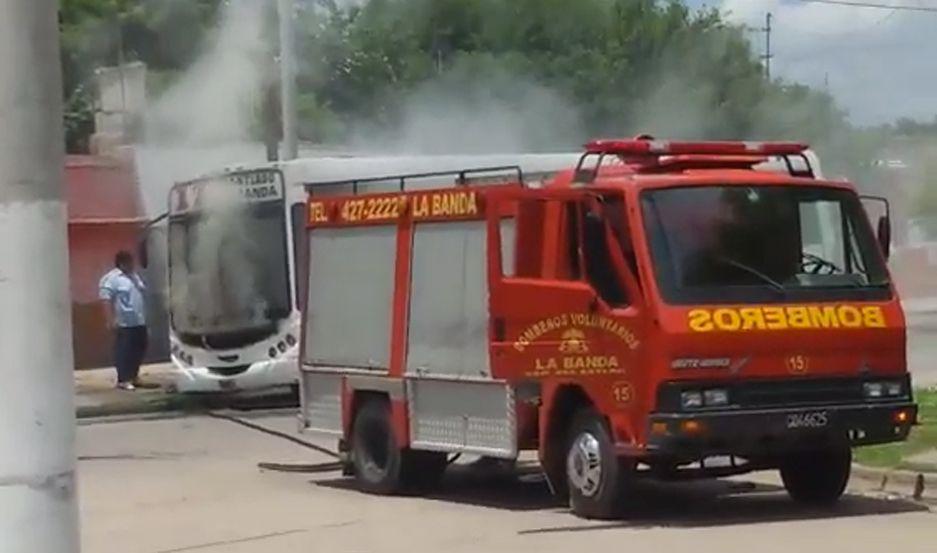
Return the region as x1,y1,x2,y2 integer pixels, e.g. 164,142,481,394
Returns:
688,0,937,125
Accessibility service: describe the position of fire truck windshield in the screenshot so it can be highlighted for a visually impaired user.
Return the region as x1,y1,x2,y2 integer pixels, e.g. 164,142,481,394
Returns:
641,185,891,304
168,198,290,345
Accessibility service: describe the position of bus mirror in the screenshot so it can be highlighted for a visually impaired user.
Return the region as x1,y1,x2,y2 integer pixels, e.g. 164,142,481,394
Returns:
877,215,891,260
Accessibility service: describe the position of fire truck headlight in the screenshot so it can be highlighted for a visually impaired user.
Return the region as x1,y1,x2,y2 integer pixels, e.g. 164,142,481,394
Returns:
884,381,903,397
681,391,703,410
863,382,884,399
703,388,729,407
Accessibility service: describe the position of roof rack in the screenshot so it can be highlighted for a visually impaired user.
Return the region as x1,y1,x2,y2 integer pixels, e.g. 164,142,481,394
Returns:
574,136,815,182
304,165,525,196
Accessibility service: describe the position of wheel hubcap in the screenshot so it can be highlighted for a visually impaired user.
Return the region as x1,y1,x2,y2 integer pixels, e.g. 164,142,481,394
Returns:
567,432,602,497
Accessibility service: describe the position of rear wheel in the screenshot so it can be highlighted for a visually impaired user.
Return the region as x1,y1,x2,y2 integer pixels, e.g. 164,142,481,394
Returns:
565,409,633,519
351,398,405,494
780,445,852,506
351,398,447,494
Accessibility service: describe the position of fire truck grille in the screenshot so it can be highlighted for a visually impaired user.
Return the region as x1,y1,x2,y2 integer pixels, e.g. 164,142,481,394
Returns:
735,378,863,408
655,375,911,412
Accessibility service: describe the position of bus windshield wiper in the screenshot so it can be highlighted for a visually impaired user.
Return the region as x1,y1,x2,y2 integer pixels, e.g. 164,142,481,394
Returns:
718,256,787,295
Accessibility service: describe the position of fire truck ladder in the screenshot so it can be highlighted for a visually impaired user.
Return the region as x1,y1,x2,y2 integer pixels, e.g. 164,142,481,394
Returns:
304,165,527,196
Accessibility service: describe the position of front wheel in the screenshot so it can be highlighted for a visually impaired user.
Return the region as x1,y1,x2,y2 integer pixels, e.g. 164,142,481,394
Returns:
780,445,852,506
565,409,633,519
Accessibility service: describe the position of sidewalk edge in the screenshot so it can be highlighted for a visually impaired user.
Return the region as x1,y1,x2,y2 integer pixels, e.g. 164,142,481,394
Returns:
852,463,936,501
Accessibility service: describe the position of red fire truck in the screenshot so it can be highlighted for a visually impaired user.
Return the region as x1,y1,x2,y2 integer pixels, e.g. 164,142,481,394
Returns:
297,138,917,519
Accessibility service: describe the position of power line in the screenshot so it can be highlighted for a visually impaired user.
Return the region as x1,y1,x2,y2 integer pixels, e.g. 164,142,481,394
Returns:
799,0,937,12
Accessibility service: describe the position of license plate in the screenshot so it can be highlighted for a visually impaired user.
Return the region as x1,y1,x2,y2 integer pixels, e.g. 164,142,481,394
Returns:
218,379,238,391
786,411,829,429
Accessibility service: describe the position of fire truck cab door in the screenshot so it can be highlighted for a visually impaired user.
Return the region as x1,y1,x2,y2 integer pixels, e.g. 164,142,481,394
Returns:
492,191,645,411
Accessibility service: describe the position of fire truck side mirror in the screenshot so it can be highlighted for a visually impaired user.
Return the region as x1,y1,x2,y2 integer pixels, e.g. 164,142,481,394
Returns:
876,215,891,260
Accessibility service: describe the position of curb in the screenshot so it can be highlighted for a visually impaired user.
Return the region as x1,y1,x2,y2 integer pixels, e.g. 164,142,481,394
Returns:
852,463,936,502
75,394,198,419
75,390,298,419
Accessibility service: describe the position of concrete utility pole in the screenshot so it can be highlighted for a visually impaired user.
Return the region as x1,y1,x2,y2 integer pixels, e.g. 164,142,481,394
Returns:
278,0,299,161
762,12,773,81
0,2,80,552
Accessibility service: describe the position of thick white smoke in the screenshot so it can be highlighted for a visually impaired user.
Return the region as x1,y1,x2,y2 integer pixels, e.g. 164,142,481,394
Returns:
136,0,271,217
344,63,586,154
137,0,275,328
168,180,268,335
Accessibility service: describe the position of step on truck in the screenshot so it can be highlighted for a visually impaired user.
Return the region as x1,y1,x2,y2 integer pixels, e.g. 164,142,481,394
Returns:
297,138,917,519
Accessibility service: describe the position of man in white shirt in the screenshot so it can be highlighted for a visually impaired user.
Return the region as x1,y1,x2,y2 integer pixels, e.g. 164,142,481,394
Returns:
99,250,148,390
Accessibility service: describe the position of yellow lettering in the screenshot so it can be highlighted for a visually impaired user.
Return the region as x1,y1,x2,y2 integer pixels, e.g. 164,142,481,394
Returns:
862,306,886,328
535,358,557,371
786,306,811,329
808,306,839,328
713,308,742,331
739,308,766,330
466,192,478,215
838,305,862,328
413,196,429,218
682,304,886,333
308,202,328,223
688,309,714,332
763,307,788,330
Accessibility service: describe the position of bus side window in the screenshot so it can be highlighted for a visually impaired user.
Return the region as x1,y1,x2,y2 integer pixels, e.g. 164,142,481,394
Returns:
582,203,628,307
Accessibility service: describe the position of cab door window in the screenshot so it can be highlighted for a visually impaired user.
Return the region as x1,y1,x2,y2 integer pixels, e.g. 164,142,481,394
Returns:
581,202,629,307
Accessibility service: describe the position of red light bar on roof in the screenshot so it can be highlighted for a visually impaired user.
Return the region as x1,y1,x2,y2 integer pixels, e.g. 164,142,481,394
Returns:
584,139,809,157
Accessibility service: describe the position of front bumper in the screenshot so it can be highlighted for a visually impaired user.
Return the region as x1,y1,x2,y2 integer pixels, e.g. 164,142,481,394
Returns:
647,401,917,458
172,358,297,393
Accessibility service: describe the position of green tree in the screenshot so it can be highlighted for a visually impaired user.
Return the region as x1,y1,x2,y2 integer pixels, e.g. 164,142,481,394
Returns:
59,0,222,152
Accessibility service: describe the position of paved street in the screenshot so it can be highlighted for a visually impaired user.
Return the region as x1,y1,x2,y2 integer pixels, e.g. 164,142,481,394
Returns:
79,413,935,553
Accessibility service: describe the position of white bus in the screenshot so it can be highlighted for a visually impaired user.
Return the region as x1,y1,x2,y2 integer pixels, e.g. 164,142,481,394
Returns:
164,154,581,392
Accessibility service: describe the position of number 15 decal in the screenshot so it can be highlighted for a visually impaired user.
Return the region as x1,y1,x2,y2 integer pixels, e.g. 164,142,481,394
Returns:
787,354,809,375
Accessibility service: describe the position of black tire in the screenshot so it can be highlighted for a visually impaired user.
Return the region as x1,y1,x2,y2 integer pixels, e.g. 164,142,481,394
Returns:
351,398,406,494
350,398,447,494
565,408,634,519
780,445,852,506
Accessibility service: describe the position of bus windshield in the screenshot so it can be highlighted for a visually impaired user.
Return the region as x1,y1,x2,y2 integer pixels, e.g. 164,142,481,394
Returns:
641,185,891,304
168,173,290,345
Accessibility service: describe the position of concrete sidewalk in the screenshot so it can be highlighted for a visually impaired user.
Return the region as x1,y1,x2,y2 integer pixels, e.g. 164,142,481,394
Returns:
75,363,183,418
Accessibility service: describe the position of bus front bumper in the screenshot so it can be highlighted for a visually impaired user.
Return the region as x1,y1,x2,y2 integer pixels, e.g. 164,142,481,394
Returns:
645,401,917,458
172,359,297,393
